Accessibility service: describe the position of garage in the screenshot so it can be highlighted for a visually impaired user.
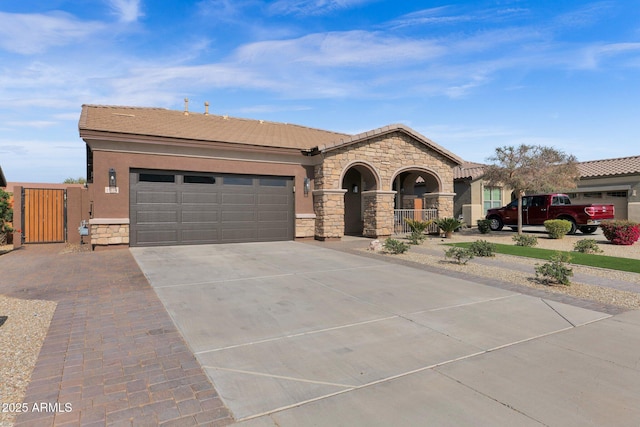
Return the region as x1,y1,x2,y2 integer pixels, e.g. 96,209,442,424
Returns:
129,169,294,246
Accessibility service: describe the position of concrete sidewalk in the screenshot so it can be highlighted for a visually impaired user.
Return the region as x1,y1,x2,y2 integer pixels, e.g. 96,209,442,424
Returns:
131,241,640,426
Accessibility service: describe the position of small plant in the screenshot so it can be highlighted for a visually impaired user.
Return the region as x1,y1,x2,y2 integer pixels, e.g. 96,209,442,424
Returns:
573,239,603,254
404,218,434,244
383,238,409,254
468,240,496,257
544,219,572,239
600,220,640,246
444,247,474,264
477,219,492,234
435,217,465,237
535,252,573,286
512,234,538,247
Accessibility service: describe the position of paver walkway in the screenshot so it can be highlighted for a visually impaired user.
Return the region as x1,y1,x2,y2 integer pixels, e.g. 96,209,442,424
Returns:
0,244,233,426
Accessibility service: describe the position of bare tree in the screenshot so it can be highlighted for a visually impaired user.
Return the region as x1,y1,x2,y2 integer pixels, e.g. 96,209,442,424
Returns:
483,145,580,234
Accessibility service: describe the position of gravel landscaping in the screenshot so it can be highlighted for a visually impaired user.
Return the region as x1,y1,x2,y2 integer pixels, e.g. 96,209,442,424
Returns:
383,228,640,310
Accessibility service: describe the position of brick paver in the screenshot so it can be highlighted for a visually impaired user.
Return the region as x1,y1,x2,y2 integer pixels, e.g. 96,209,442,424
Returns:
0,244,234,426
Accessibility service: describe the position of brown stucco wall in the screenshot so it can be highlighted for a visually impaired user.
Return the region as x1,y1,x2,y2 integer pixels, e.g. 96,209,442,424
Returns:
66,187,90,244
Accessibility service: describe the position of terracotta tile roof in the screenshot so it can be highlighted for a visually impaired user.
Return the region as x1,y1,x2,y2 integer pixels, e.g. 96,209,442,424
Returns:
454,162,487,180
577,155,640,178
317,124,463,165
79,105,349,150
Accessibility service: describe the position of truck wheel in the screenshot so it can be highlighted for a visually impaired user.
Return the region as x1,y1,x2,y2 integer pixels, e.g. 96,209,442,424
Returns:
488,216,503,231
580,226,598,234
560,218,577,234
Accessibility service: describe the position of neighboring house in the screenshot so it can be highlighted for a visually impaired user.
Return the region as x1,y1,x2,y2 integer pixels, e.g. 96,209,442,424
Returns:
573,156,640,222
454,162,511,227
454,155,640,226
78,104,463,248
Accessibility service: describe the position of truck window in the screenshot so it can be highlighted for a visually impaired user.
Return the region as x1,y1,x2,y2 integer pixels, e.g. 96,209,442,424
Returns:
530,196,544,207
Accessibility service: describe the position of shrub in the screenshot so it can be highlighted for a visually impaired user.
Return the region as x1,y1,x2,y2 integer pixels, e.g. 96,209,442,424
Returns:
512,234,538,247
600,220,640,245
407,231,426,245
544,219,572,239
404,218,433,234
535,252,573,286
468,240,496,257
573,239,603,254
435,217,465,236
383,238,409,254
444,247,474,264
477,219,492,234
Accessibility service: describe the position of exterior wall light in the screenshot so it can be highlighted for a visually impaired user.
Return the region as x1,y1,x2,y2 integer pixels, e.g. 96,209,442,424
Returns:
109,168,117,188
304,177,311,196
352,184,359,193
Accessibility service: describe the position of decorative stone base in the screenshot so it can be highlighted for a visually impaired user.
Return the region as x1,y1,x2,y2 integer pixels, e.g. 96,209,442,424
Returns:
295,213,316,238
89,218,130,247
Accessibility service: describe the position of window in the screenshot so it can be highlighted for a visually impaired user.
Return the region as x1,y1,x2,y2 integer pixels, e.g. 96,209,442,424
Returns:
583,192,602,198
224,176,253,185
606,191,628,198
259,178,287,187
139,173,175,183
184,175,216,184
483,187,502,214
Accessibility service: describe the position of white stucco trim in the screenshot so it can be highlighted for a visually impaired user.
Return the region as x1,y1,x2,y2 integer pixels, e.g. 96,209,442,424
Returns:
89,218,130,225
312,189,348,196
295,213,317,219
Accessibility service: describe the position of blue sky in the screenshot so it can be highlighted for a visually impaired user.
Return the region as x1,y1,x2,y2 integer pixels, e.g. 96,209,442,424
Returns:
1,0,639,182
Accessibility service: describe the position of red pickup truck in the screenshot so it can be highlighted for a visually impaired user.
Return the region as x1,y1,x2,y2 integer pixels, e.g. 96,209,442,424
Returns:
485,193,615,234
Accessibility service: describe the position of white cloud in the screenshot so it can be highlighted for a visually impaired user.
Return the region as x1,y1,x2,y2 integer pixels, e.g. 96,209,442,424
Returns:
268,0,375,16
107,0,143,23
233,31,444,67
0,11,105,55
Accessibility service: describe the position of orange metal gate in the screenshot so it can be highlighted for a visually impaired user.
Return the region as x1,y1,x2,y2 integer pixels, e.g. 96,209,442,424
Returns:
22,188,66,243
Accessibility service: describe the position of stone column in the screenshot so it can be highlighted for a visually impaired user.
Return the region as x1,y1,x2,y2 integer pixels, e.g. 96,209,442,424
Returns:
423,192,456,218
362,190,396,238
312,189,347,240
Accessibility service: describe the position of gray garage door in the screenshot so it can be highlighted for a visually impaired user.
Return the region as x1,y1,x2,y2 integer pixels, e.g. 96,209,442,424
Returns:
130,170,294,247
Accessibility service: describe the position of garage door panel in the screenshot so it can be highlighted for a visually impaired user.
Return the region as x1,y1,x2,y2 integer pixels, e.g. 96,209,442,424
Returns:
222,211,257,222
182,192,219,204
135,229,178,245
182,210,219,224
130,170,293,246
136,191,178,204
258,194,289,205
181,228,220,242
136,210,179,224
259,211,289,222
221,227,258,241
222,193,255,205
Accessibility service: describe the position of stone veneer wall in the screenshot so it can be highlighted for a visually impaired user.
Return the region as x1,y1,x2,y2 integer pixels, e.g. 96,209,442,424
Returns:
89,219,130,246
295,214,316,238
313,131,458,239
312,189,347,239
362,191,395,237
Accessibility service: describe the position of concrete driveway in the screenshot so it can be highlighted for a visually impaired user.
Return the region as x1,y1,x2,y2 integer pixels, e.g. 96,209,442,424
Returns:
131,241,640,426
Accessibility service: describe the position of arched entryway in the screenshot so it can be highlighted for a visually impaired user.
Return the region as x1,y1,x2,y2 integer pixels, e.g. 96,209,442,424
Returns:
391,168,442,210
341,163,379,235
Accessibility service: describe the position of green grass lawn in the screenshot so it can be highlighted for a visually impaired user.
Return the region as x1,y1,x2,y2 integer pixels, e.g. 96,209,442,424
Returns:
448,242,640,274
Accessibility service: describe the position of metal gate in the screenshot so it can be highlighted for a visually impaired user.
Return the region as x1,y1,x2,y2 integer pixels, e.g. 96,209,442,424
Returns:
22,188,66,243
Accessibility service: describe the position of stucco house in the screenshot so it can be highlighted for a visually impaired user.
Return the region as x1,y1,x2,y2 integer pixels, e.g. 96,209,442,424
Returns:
454,155,640,226
79,104,463,248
